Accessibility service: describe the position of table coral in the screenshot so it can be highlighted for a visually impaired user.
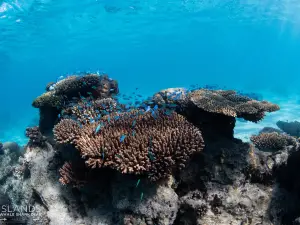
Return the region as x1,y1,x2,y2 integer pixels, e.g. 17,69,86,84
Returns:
188,89,279,122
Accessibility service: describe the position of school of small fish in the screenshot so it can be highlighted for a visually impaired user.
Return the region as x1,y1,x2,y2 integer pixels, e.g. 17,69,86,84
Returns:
53,73,218,201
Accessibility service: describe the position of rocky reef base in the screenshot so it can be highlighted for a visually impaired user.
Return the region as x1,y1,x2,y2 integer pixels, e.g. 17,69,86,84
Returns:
1,74,300,225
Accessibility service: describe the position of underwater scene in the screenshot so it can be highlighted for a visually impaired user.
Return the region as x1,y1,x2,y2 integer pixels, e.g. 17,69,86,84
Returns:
1,0,300,224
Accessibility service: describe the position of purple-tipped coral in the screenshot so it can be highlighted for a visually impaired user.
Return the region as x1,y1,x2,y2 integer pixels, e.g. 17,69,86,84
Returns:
250,132,297,151
25,126,47,148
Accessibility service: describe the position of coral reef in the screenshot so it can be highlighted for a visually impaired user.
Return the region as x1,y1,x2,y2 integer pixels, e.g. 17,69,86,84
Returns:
3,76,300,225
276,120,300,137
250,132,297,151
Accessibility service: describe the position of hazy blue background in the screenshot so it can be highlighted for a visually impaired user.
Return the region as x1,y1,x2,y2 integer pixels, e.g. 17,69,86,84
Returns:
1,0,300,144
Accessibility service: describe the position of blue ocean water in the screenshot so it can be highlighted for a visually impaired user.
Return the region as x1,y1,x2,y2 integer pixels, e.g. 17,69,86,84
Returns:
1,0,300,145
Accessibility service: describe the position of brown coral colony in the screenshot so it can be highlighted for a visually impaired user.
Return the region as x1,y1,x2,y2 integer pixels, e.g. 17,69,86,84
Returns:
55,109,205,182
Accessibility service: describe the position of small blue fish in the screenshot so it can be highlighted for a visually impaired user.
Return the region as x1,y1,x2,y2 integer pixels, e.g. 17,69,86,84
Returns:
87,92,92,95
116,154,121,158
102,152,105,160
174,92,182,100
92,86,97,89
151,110,157,119
145,106,151,112
132,120,136,127
83,82,87,85
110,88,114,91
136,179,141,188
95,124,101,134
168,103,177,108
90,119,95,123
140,192,144,200
132,130,136,136
120,135,126,142
148,151,155,161
58,114,61,118
153,105,158,111
164,110,172,116
107,116,111,122
57,75,64,81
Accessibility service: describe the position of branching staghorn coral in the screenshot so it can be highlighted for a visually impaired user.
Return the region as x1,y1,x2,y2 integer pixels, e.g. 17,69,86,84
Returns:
54,109,204,182
53,119,81,144
250,132,297,151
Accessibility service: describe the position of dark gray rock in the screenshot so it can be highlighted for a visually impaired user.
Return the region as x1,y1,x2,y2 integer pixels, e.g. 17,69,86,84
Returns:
277,120,300,137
